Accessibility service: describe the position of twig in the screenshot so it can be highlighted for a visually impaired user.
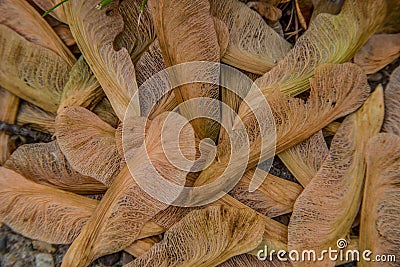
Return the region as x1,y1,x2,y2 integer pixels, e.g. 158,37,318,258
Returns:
285,2,295,32
0,121,52,142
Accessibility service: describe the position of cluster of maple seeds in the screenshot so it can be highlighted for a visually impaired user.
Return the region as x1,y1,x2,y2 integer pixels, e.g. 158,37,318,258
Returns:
0,0,399,266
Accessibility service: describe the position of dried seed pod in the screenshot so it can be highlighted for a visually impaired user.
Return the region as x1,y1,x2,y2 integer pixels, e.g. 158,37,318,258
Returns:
5,141,107,194
0,167,97,244
92,97,120,128
253,63,369,164
65,0,155,119
115,116,149,163
32,0,68,24
61,112,196,267
0,166,162,257
213,17,230,58
113,0,155,63
127,206,266,267
288,87,385,266
229,169,302,217
255,0,386,97
383,66,400,135
359,133,400,266
380,0,400,34
0,25,70,113
247,2,282,23
124,236,161,258
56,107,121,186
58,57,104,113
322,121,341,137
0,88,19,165
0,0,75,65
196,63,370,195
149,0,221,140
278,130,329,187
210,0,291,74
16,101,56,134
52,24,76,46
135,40,177,119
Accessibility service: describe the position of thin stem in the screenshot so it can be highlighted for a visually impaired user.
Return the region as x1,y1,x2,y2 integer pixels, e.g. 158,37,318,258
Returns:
42,0,70,18
137,0,148,26
96,0,114,10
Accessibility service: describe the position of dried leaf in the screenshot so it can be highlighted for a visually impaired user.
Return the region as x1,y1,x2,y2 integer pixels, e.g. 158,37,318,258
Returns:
56,107,121,186
354,33,400,74
61,112,196,267
383,66,400,135
65,0,154,119
5,141,106,194
58,57,104,113
0,25,71,113
16,101,56,134
359,133,400,266
149,0,221,140
210,0,291,74
278,130,329,187
288,87,385,266
229,169,302,217
0,0,75,65
0,167,97,244
0,88,19,165
255,0,386,96
127,206,266,267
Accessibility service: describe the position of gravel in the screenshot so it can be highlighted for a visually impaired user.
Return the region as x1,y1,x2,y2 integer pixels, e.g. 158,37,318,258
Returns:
35,253,54,267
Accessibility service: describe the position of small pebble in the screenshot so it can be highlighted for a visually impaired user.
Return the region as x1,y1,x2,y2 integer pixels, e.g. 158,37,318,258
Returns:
32,240,56,253
98,252,122,266
367,72,383,82
122,252,135,264
35,253,54,267
0,235,7,252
